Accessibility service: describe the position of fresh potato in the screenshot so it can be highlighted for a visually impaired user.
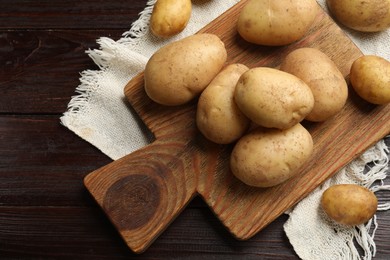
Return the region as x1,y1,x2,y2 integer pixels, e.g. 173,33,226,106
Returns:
326,0,390,32
196,64,250,144
144,33,227,106
150,0,192,38
237,0,319,46
280,48,348,122
230,123,313,188
234,67,314,129
321,184,378,226
350,55,390,105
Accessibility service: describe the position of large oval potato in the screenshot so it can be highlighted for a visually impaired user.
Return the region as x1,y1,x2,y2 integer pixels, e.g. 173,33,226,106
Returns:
196,64,250,144
237,0,319,46
350,55,390,105
234,67,314,129
321,184,378,226
144,33,227,106
280,48,348,122
150,0,192,38
326,0,390,32
230,123,313,188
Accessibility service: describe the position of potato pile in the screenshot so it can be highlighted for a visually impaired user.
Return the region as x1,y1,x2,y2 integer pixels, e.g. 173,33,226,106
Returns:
143,29,350,188
141,0,387,222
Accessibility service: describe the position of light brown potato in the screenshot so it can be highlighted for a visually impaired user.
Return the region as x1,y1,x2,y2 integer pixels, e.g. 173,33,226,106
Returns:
350,55,390,105
321,184,378,226
230,124,313,188
150,0,192,38
237,0,319,46
326,0,390,32
144,33,227,106
280,48,348,122
234,67,314,129
196,64,250,144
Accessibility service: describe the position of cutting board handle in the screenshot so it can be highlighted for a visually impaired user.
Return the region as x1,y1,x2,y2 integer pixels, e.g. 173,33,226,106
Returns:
84,140,198,253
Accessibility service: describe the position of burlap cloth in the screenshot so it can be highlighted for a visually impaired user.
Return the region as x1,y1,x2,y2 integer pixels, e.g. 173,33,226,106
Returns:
61,1,390,259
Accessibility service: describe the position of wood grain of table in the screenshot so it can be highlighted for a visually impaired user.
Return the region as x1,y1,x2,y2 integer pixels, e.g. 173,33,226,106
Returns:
1,1,389,259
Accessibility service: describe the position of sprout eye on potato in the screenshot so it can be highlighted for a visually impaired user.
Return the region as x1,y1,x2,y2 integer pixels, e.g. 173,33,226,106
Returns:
321,184,378,226
237,0,319,46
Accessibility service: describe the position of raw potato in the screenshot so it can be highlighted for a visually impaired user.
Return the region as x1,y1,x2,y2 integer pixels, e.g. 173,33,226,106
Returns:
196,64,250,144
280,48,348,122
321,184,378,226
326,0,390,32
234,67,314,129
350,55,390,105
230,124,313,188
237,0,319,46
144,33,227,106
150,0,192,38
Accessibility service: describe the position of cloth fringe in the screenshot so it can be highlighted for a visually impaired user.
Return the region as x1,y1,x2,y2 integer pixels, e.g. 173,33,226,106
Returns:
285,137,390,260
61,0,155,125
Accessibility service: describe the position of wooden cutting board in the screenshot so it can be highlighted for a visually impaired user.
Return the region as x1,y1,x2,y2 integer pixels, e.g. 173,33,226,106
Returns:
84,1,390,254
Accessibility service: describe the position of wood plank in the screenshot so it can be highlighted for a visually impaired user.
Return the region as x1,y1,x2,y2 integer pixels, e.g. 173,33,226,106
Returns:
0,205,389,259
0,0,147,29
0,206,296,259
0,30,124,114
85,1,390,253
0,115,111,206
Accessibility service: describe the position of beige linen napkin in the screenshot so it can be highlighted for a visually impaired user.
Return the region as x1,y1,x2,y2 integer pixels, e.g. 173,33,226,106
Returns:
61,0,390,259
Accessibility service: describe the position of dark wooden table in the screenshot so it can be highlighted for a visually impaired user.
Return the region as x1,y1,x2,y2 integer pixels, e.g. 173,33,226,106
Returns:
1,1,389,259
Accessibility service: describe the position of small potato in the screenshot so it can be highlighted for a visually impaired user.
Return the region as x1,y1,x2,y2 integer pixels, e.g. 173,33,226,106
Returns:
350,55,390,105
326,0,390,32
150,0,192,38
280,48,348,122
321,184,378,226
196,64,250,144
237,0,319,46
144,33,227,106
234,67,314,129
230,123,313,188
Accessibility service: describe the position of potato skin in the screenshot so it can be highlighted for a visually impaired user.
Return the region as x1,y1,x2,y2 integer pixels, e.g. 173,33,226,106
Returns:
144,33,227,106
230,123,313,188
234,67,314,129
321,184,378,226
196,64,250,144
326,0,390,32
237,0,319,46
350,55,390,105
150,0,192,38
280,48,348,122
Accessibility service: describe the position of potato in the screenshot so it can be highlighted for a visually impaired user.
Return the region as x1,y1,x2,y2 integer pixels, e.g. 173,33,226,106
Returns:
144,33,227,106
230,123,313,188
150,0,192,38
280,48,348,122
321,184,378,226
350,55,390,105
196,64,250,144
234,67,314,129
326,0,390,32
237,0,319,46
